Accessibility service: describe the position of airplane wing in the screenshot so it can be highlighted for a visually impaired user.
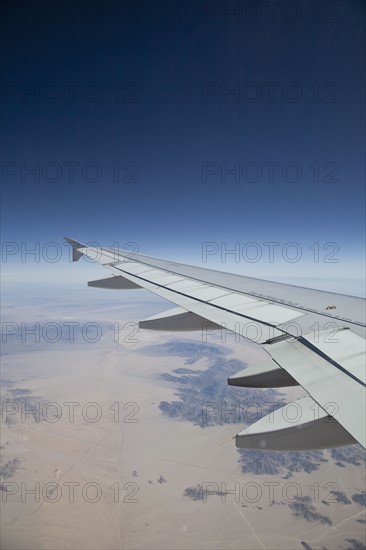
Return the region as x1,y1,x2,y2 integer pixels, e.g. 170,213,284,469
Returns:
64,237,366,451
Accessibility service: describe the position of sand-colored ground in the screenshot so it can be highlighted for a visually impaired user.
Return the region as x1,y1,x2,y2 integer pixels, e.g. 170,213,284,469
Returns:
1,322,365,550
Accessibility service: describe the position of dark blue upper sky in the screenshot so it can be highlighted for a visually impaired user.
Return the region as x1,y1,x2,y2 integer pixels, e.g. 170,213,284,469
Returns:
1,0,365,279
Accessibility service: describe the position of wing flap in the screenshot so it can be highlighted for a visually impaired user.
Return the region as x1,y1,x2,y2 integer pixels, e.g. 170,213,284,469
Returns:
88,276,141,289
228,360,298,388
236,396,356,450
139,307,219,331
303,328,366,384
264,336,366,447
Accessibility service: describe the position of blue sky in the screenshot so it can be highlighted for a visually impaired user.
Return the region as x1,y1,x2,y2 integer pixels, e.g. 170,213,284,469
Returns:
1,1,365,290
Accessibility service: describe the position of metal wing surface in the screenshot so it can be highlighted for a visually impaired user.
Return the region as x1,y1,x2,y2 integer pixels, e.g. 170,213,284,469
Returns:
65,237,366,451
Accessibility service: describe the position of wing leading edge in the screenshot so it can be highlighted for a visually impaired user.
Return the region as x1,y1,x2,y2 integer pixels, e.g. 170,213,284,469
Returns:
64,237,366,450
